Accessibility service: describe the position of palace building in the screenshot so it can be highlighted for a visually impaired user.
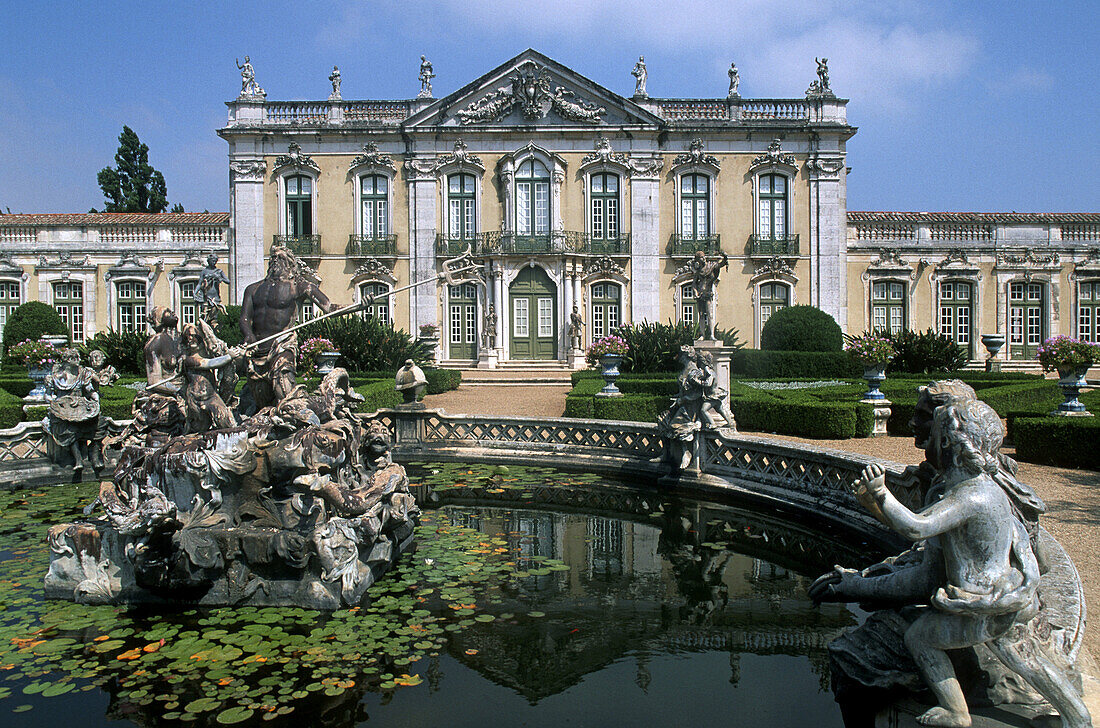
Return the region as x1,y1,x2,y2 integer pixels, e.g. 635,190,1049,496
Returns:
1,50,1097,367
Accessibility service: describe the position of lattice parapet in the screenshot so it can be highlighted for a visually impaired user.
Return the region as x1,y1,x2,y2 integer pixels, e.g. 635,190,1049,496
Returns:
419,414,665,459
0,419,132,464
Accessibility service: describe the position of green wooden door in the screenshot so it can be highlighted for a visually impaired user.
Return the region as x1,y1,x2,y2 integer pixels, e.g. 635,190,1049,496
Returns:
1009,282,1045,359
509,267,557,360
448,283,478,360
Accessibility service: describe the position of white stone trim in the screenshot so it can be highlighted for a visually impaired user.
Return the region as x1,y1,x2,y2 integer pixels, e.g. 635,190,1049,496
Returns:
106,276,153,333
273,167,319,238
995,274,1058,361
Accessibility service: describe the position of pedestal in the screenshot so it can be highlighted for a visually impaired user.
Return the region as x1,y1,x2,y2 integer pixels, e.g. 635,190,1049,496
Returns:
693,340,734,408
860,397,892,436
477,348,499,369
566,347,587,370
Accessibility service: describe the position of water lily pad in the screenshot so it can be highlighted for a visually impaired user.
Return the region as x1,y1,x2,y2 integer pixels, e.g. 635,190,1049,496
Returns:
216,706,254,724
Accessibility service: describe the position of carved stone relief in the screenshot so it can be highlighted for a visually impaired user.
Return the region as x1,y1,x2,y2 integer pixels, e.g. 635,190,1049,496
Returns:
272,143,320,175
750,139,797,171
456,61,605,125
229,159,267,182
348,142,395,173
352,258,397,284
673,138,720,169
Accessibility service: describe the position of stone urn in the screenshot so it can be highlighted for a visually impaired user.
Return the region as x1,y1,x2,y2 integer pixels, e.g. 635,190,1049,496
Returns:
25,366,51,404
597,354,623,397
1054,365,1092,415
980,334,1006,372
315,350,340,376
861,363,888,401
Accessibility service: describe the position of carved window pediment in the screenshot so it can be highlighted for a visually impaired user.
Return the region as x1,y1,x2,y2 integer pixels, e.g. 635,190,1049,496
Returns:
749,139,797,174
168,254,207,281
347,142,396,175
578,137,664,179
582,255,627,284
351,258,396,285
433,140,485,174
671,138,720,174
35,252,93,272
105,253,156,282
750,256,798,284
272,143,320,176
1071,248,1100,279
863,249,915,281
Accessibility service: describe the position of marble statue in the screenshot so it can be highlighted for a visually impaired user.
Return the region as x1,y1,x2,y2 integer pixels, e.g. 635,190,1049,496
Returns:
816,57,830,91
394,359,427,404
690,250,728,341
240,246,336,413
194,253,230,323
329,65,342,100
657,345,736,470
483,304,498,350
810,380,1091,728
235,55,264,98
88,349,119,388
44,348,103,473
180,321,244,432
728,62,740,97
569,305,585,350
418,55,434,98
632,56,648,97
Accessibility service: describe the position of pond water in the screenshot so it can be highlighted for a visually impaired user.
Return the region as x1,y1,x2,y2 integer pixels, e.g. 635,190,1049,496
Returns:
0,462,868,727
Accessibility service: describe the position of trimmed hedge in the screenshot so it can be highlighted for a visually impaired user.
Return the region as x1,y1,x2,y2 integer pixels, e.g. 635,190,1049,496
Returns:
731,350,862,378
355,380,403,412
760,305,843,352
2,302,69,355
0,386,24,429
1013,416,1100,470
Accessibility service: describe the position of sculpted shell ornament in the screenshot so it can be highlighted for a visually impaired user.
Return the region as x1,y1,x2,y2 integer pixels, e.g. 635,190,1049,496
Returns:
750,139,797,170
273,143,320,175
673,138,720,169
456,61,605,125
348,142,395,173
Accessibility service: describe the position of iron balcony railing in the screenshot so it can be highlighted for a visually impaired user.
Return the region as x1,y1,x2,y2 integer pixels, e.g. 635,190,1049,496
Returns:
668,234,722,256
273,234,321,256
749,234,799,256
347,234,398,257
436,231,630,256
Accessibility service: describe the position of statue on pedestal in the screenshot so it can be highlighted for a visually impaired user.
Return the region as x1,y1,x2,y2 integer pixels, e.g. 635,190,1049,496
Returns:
482,304,498,350
88,349,119,388
44,348,103,473
240,246,336,413
657,345,736,471
235,55,265,98
810,380,1091,728
569,305,585,350
194,253,230,323
632,56,648,98
328,65,342,100
418,55,434,98
728,62,740,97
690,250,728,341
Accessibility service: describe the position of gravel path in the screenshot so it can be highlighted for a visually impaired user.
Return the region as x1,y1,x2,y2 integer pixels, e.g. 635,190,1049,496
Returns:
422,383,1100,658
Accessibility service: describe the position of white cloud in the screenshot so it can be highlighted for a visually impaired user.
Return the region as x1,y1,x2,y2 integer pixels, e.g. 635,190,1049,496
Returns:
986,66,1055,96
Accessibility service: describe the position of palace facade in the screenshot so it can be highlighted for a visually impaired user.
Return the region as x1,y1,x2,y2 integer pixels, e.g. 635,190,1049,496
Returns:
1,50,1097,367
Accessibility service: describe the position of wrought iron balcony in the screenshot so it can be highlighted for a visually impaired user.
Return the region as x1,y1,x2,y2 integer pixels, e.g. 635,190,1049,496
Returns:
668,234,722,257
347,234,398,257
435,235,477,256
749,234,799,256
436,231,621,256
586,233,631,255
273,234,321,257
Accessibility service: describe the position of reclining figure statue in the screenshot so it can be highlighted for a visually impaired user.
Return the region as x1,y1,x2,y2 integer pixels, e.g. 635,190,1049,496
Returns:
810,380,1091,728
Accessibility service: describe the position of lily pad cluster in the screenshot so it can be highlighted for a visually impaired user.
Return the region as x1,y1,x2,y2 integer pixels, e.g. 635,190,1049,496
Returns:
0,477,572,723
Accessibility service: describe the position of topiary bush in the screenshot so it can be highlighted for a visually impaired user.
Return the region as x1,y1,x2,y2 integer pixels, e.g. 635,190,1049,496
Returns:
81,331,148,376
614,320,698,373
885,329,968,374
300,315,430,372
730,349,861,378
760,305,843,352
2,302,69,356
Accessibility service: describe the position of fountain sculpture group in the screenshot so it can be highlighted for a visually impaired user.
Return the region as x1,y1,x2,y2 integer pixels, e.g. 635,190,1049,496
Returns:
44,246,427,609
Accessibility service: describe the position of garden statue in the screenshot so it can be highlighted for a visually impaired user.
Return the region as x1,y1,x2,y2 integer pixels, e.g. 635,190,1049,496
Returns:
483,304,498,349
180,321,245,432
235,55,264,98
44,348,104,473
88,349,119,388
632,55,648,97
728,62,740,97
194,253,230,323
695,349,736,431
657,345,736,471
807,57,833,96
395,359,427,405
569,305,585,350
690,250,728,341
240,245,337,413
418,55,434,98
810,380,1091,728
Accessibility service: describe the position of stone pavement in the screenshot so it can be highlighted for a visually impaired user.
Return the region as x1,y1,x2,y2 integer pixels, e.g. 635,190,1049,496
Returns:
423,383,1100,661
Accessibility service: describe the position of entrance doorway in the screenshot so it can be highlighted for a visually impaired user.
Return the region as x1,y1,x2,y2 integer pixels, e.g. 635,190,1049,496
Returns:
1008,282,1045,360
448,283,478,360
509,266,557,360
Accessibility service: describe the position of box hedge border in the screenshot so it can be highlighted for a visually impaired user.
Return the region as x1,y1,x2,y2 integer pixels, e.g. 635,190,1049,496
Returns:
1012,416,1100,470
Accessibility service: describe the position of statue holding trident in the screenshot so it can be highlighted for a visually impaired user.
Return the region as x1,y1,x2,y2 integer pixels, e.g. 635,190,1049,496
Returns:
239,245,482,413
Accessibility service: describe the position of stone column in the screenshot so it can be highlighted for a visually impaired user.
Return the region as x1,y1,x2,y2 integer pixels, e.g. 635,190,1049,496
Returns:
228,159,267,303
629,171,661,323
406,161,438,334
563,266,574,357
808,155,848,329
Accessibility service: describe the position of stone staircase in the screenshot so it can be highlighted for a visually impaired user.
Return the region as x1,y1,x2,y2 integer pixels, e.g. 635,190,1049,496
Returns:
443,363,575,387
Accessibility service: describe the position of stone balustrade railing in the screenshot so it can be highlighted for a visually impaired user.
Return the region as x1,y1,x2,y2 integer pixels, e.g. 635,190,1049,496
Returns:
848,214,1100,246
739,99,809,121
0,223,227,246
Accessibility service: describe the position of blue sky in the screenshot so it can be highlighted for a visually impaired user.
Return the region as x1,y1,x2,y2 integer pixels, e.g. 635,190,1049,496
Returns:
1,1,1096,214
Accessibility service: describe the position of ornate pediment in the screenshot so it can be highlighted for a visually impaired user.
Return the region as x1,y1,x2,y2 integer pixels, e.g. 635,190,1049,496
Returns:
404,50,663,129
168,254,206,281
751,256,797,283
578,138,663,179
750,139,796,172
348,142,395,174
582,255,627,283
230,159,267,182
351,258,396,284
672,138,719,172
995,250,1060,269
105,252,158,282
35,252,93,271
863,248,915,281
581,137,629,168
930,248,981,280
272,143,320,176
433,140,484,173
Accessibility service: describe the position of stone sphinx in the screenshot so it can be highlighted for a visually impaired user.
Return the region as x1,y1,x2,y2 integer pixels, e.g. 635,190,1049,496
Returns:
810,380,1091,728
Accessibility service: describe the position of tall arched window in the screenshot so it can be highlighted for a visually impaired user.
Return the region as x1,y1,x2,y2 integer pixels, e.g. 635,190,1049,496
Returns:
360,282,391,324
1080,280,1100,343
590,173,620,251
285,175,313,237
516,160,550,237
679,174,709,240
590,283,621,340
53,281,84,343
939,281,974,357
448,173,477,243
758,282,789,328
758,174,787,240
360,175,388,239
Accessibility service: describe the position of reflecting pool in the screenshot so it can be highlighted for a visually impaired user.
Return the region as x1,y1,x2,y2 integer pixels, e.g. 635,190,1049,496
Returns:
0,462,871,727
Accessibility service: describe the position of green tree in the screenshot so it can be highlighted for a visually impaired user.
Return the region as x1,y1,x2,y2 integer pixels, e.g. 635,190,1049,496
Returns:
96,126,170,213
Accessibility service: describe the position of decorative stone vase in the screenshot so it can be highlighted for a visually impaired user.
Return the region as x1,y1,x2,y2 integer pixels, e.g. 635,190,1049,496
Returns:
862,363,888,401
1054,365,1091,415
419,336,440,364
980,334,1006,372
25,366,50,404
315,351,340,376
597,354,623,397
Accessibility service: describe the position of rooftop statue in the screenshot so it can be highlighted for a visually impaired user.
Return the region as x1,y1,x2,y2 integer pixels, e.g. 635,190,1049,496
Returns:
240,246,337,414
235,55,265,99
810,380,1091,728
328,65,341,100
418,55,434,98
632,55,648,98
728,62,740,97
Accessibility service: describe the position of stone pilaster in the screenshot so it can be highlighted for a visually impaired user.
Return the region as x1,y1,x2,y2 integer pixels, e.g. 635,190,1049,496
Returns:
629,176,660,323
228,159,267,304
808,155,847,328
406,162,438,333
